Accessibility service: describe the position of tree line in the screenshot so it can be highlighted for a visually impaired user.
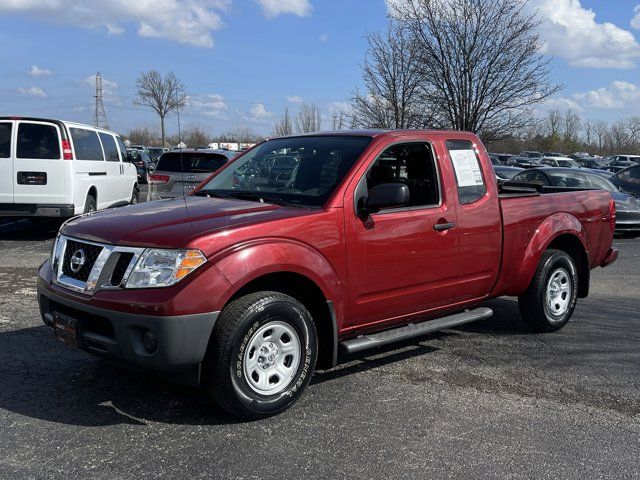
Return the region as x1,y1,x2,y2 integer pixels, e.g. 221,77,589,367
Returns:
487,109,640,155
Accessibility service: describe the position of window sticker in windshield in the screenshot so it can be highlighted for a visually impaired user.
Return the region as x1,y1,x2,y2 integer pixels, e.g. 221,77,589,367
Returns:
450,149,484,187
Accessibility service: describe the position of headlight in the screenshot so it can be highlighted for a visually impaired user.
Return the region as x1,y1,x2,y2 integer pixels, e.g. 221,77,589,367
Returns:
50,234,64,273
125,249,206,288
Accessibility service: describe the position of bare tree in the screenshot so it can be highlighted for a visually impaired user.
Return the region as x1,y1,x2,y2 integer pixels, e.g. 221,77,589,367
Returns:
390,0,560,140
583,121,593,147
231,126,257,144
274,108,293,137
125,126,160,146
608,121,629,151
562,110,581,145
350,19,427,129
625,116,640,150
593,120,608,151
182,125,210,147
295,103,322,133
545,110,562,138
135,70,187,147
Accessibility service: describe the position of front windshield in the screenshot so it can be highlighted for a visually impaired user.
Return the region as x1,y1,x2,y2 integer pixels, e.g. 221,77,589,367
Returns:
198,135,372,207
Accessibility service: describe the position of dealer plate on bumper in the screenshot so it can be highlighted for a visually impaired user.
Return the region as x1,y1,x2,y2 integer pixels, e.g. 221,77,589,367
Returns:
53,312,78,348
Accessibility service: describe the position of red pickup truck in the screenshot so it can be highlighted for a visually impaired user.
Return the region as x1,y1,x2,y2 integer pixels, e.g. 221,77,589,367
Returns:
37,130,618,419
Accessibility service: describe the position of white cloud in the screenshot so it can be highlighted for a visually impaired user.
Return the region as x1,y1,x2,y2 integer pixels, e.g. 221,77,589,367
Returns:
106,23,124,36
535,0,640,68
81,74,120,104
250,103,273,120
387,0,640,69
28,65,52,77
573,81,640,109
187,93,228,118
286,95,304,104
17,86,45,97
632,5,640,30
256,0,312,18
0,0,231,48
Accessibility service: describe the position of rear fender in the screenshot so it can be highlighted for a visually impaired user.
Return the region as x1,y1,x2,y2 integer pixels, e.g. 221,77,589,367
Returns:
512,213,587,295
213,239,345,329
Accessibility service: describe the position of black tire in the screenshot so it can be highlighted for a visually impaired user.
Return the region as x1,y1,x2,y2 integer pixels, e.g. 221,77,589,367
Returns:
83,194,97,214
130,186,139,204
518,249,578,332
203,291,318,420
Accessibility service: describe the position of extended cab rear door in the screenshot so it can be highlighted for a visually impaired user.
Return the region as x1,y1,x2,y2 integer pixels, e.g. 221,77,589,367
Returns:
443,137,502,302
0,120,13,204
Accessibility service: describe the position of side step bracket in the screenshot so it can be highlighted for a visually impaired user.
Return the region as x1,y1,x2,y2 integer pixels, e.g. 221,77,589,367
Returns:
339,307,493,354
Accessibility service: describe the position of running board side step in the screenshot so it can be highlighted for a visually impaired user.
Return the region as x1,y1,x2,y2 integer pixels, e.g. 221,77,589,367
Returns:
339,307,493,354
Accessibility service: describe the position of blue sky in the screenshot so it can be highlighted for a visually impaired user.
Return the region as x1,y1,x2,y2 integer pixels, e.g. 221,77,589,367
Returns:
2,0,640,137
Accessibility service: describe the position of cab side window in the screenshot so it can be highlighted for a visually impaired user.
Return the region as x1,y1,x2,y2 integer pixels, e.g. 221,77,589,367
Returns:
99,133,120,162
366,143,439,208
70,128,104,161
0,123,11,158
446,139,486,204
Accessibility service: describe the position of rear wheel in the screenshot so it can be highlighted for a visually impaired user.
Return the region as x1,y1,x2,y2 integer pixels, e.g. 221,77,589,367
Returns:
518,249,578,332
83,194,96,214
130,186,139,204
203,291,317,420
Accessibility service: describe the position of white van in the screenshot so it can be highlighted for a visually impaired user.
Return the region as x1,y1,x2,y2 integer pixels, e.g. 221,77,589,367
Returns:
0,117,138,220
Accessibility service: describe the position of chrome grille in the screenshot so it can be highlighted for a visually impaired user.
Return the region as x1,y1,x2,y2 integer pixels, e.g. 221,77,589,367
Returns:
53,235,145,294
61,239,103,282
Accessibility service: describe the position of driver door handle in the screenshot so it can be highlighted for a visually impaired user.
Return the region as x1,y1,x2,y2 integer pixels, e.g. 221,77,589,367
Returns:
433,222,456,231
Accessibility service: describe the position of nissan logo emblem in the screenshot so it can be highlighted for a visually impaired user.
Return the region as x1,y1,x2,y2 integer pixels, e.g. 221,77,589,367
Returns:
69,249,86,273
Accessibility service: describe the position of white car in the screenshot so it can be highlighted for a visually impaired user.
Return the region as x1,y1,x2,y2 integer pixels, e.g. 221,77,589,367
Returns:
0,117,138,221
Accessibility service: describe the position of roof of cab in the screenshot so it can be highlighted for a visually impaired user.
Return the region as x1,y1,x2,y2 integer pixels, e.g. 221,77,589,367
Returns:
0,116,120,136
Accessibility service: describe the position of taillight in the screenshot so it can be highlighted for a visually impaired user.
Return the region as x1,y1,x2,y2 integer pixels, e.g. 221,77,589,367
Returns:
62,139,73,160
149,174,170,184
609,196,616,235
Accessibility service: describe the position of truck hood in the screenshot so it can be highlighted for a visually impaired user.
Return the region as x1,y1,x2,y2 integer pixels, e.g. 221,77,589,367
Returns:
61,196,309,249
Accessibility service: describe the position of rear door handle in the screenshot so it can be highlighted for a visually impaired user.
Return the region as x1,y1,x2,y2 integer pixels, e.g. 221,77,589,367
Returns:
433,222,456,231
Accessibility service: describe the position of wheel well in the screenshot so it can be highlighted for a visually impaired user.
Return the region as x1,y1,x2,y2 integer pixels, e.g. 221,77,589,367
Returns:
547,234,589,298
87,186,97,203
229,272,336,369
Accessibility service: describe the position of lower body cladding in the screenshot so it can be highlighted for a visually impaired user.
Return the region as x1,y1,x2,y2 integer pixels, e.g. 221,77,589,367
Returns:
0,203,75,218
37,285,219,386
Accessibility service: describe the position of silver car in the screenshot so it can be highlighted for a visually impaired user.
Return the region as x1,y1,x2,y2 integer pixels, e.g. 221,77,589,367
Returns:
150,149,237,199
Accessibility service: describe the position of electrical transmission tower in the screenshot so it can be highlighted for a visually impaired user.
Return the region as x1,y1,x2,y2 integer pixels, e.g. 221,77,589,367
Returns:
93,72,109,129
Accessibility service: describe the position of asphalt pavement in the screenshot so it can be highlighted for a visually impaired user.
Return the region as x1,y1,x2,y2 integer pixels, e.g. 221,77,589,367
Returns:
0,217,638,479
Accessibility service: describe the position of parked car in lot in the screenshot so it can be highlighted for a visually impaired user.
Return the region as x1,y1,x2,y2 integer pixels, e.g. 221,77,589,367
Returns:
574,157,608,169
0,116,138,222
607,155,640,166
518,150,542,158
512,167,640,236
543,152,565,157
149,149,236,198
128,149,154,184
540,157,581,168
609,165,640,199
508,156,543,168
493,165,524,180
37,130,617,419
147,147,165,163
488,154,502,166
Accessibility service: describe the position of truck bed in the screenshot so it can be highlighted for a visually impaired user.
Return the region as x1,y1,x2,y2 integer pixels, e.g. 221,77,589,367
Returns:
493,188,613,297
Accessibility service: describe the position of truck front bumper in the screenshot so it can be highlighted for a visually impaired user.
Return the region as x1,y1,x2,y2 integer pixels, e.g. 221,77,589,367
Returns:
37,277,219,386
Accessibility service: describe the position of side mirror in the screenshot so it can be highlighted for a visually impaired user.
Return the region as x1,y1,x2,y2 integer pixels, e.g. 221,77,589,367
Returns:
358,183,410,217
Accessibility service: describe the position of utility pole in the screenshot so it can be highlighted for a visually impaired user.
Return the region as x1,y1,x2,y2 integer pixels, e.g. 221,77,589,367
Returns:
93,72,109,129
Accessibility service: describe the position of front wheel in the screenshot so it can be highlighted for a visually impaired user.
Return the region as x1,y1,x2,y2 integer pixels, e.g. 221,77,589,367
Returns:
518,249,578,332
130,186,139,204
203,291,317,420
